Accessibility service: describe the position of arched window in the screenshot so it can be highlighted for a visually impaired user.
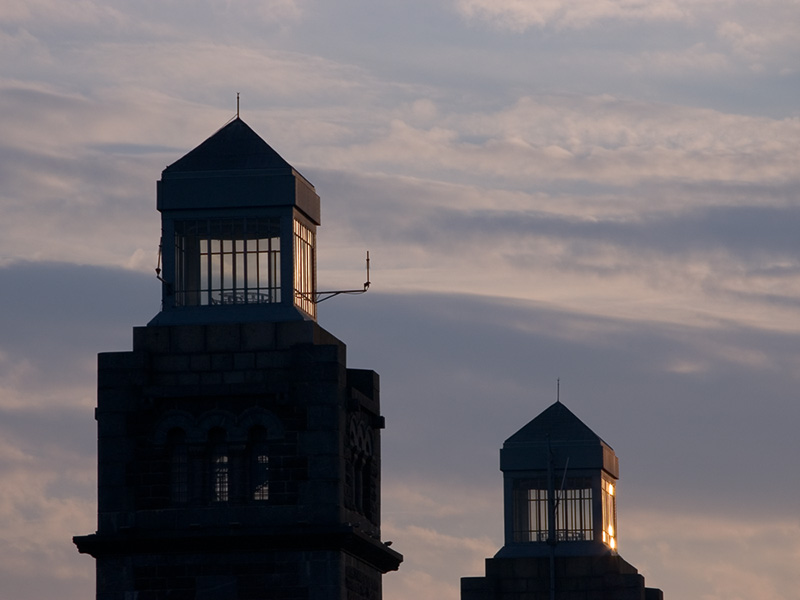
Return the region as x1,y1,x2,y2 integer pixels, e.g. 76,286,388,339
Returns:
248,427,269,501
167,428,188,504
209,428,229,502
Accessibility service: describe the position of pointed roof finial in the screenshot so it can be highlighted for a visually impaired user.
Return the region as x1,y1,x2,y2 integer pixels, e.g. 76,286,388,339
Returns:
556,378,561,403
236,92,240,119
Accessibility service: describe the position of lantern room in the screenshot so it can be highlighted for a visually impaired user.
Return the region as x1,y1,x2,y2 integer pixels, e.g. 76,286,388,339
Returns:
497,400,620,558
150,117,319,325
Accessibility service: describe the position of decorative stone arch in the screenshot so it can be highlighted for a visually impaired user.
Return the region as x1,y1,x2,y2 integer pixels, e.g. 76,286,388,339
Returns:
152,410,197,446
196,409,238,443
348,414,374,459
237,407,285,441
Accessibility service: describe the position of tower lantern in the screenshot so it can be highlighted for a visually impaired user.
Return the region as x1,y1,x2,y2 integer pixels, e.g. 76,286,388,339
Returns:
499,400,619,557
462,400,663,600
153,116,319,324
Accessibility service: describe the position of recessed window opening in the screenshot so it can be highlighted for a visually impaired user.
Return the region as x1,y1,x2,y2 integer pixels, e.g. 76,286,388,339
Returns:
174,218,280,307
248,427,269,501
167,428,188,504
209,428,229,503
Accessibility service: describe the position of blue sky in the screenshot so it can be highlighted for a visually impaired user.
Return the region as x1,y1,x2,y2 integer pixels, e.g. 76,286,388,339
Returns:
1,1,799,599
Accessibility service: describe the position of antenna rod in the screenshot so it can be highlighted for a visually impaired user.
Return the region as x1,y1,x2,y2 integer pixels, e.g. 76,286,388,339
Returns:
313,250,372,303
557,378,560,403
547,435,557,600
236,92,240,118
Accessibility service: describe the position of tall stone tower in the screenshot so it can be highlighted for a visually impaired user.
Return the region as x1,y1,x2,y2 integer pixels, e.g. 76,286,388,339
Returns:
74,117,402,600
461,400,662,600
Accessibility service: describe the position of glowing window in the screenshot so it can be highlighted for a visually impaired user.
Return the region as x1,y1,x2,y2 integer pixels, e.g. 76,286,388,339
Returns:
174,218,280,307
293,219,316,317
602,478,618,550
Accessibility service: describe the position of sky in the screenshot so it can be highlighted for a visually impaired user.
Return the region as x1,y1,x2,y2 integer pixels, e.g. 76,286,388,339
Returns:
1,1,799,599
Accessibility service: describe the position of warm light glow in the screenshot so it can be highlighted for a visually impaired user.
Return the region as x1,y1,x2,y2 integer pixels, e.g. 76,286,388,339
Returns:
293,219,316,317
601,478,617,551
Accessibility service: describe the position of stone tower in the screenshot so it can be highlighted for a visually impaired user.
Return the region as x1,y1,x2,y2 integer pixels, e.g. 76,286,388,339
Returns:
461,400,662,600
74,117,402,600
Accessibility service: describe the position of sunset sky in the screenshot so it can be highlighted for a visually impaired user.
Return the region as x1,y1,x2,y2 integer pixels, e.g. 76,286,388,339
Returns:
1,1,799,599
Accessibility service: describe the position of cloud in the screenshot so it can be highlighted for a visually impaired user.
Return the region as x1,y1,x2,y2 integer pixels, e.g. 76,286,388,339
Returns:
624,510,800,600
306,95,800,187
452,0,800,79
0,0,306,37
383,520,497,600
0,408,96,599
454,0,688,31
0,261,796,600
0,262,158,408
310,164,800,334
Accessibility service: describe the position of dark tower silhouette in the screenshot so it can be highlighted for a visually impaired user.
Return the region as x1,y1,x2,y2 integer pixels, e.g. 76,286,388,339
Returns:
74,117,402,600
461,400,662,600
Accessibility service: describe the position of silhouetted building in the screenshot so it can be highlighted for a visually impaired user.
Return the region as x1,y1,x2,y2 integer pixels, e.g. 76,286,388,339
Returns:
74,118,401,599
462,401,663,600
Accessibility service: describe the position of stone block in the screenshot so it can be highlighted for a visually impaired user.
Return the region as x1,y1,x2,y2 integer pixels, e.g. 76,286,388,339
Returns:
566,558,593,578
244,369,265,383
98,351,147,371
200,372,224,385
153,372,178,386
241,322,276,350
206,324,241,352
256,352,287,369
307,405,338,430
190,354,211,371
211,354,234,371
223,371,246,384
234,352,256,370
177,372,201,386
276,321,316,348
171,325,206,353
154,354,190,372
133,326,170,353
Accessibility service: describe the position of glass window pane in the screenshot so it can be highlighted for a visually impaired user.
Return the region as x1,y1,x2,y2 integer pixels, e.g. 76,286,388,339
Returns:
175,219,281,307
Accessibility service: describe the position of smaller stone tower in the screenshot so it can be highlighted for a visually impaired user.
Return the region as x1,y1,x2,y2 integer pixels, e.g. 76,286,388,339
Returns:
461,400,663,600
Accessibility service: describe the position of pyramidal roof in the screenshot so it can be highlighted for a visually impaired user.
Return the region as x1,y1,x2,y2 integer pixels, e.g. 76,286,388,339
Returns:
504,401,609,448
164,117,293,174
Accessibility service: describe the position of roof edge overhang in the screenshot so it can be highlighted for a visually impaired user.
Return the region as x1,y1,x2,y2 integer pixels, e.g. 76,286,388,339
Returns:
500,439,619,478
157,168,321,225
